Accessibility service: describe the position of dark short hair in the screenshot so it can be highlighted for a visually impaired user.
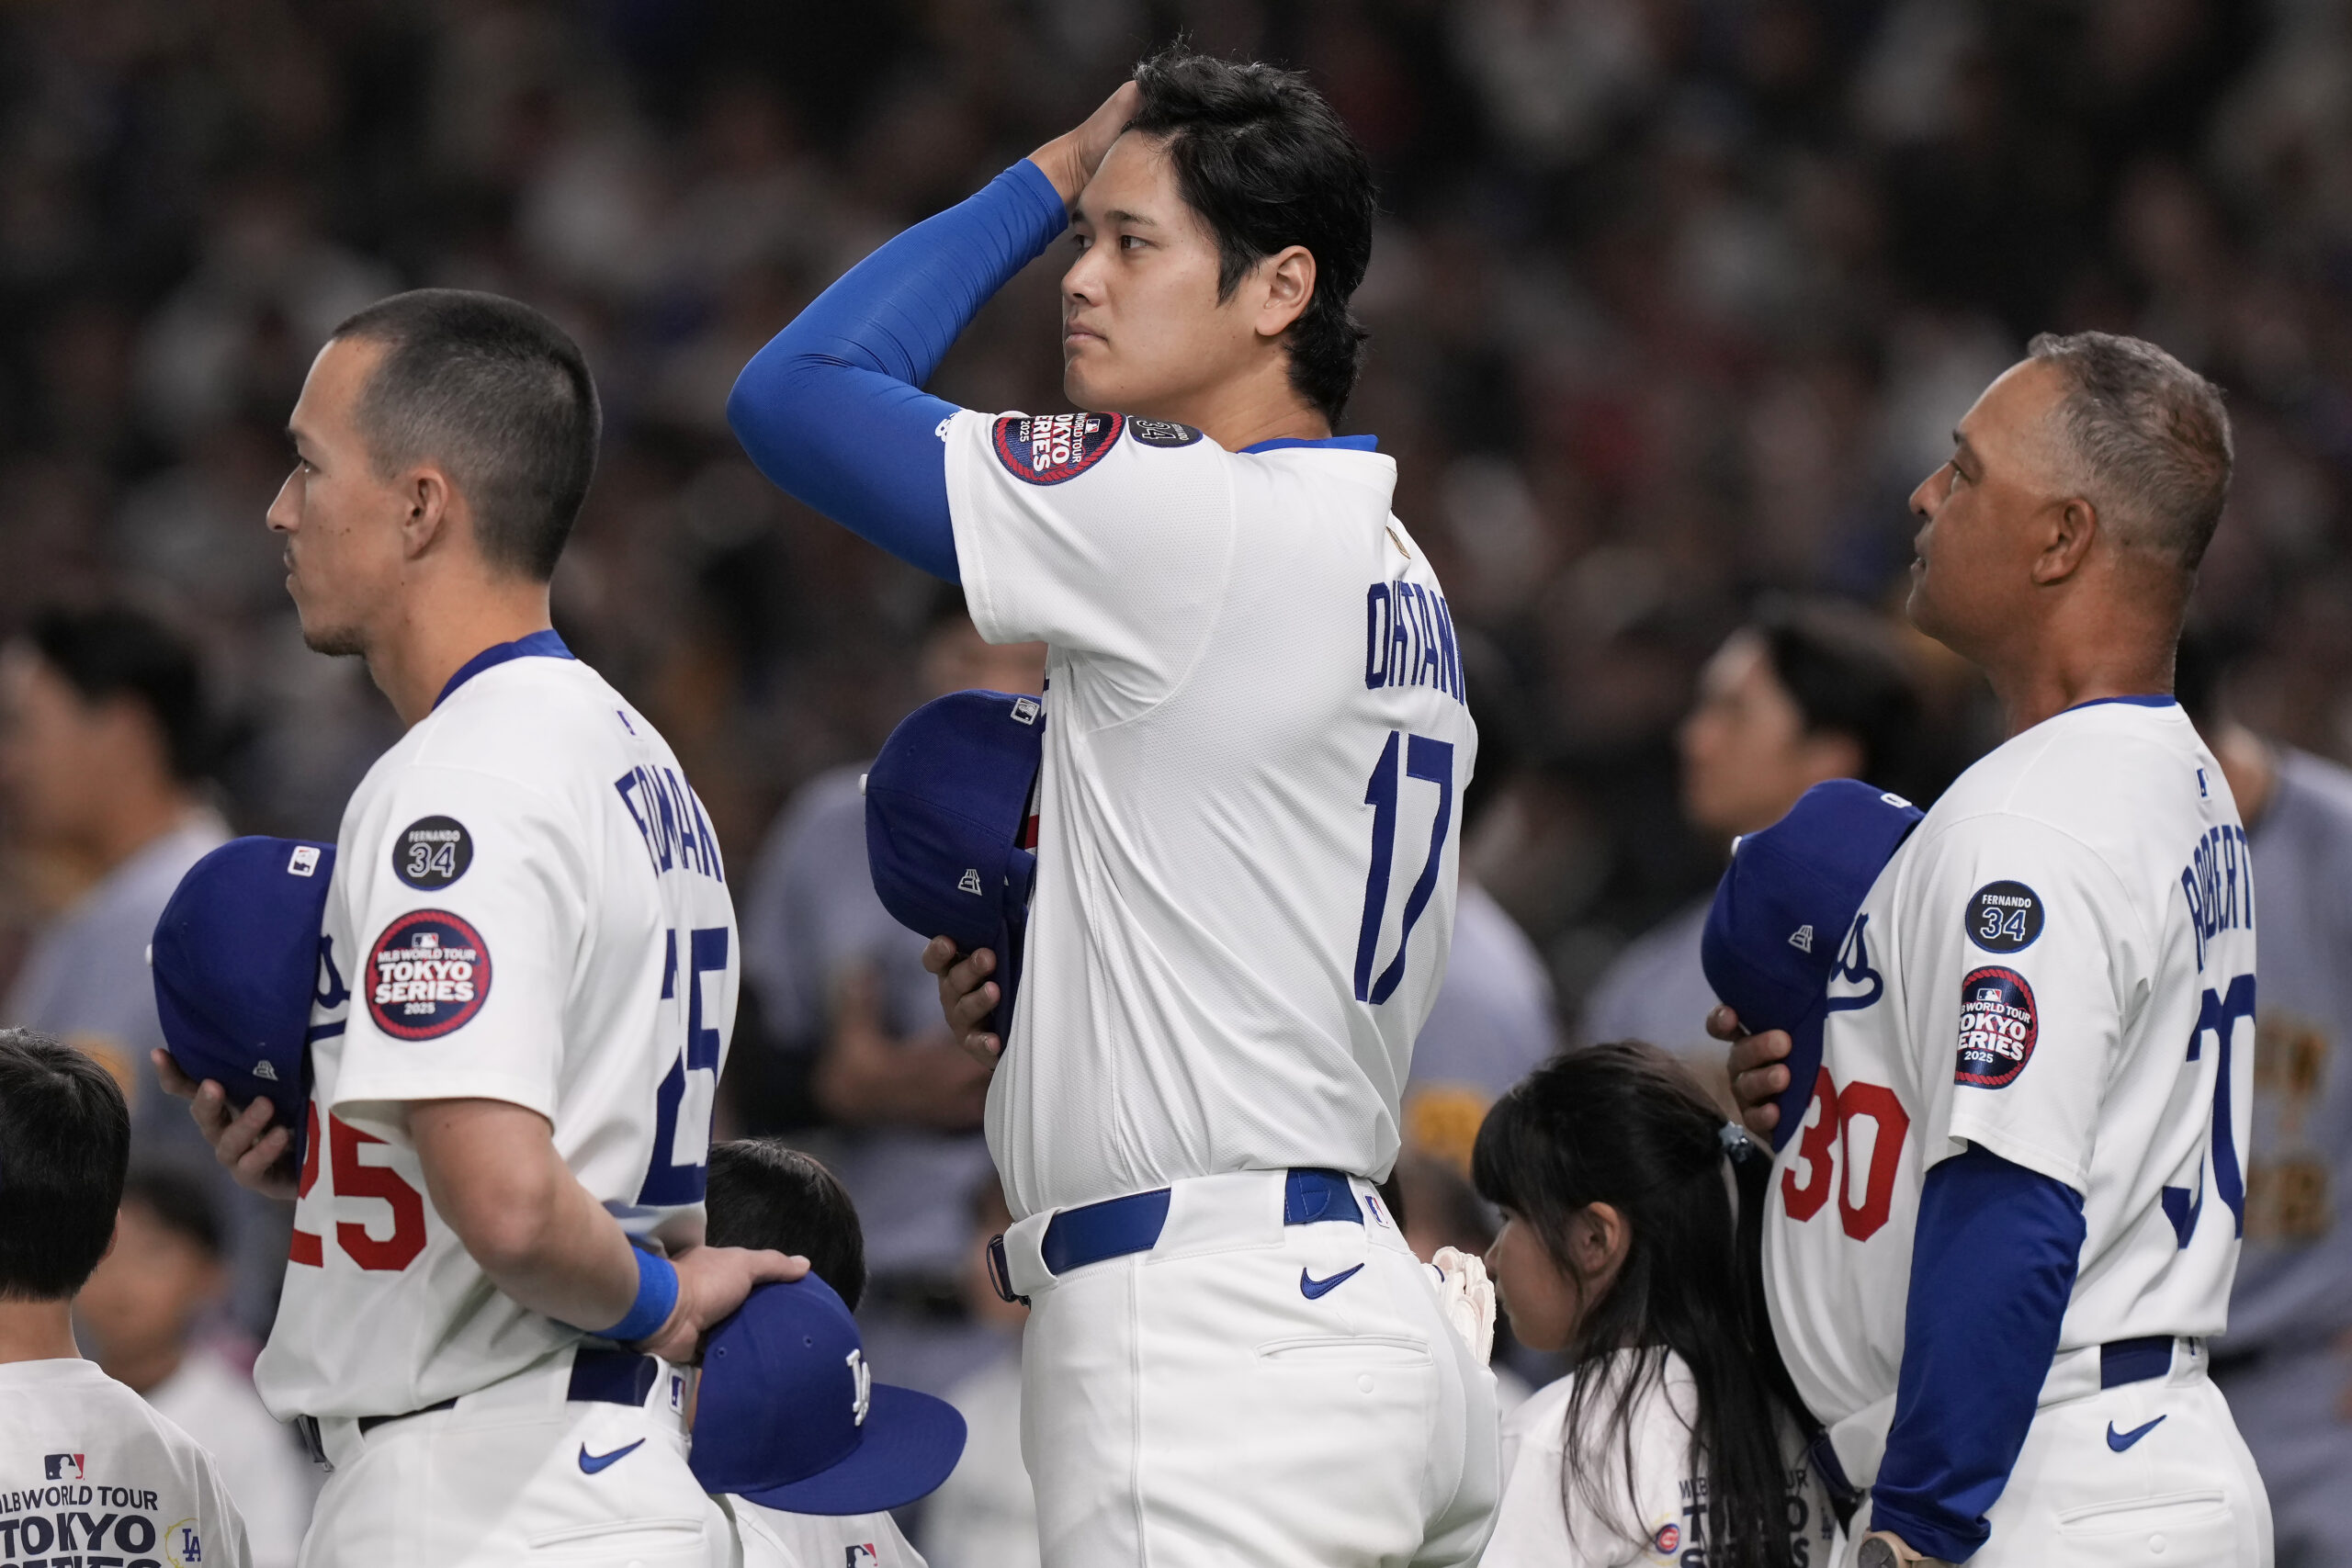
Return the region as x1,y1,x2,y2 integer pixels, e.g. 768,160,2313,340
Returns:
1752,597,1924,797
0,1030,130,1301
28,604,210,782
1126,49,1376,424
2027,331,2233,570
331,288,602,582
119,1167,222,1259
704,1140,868,1313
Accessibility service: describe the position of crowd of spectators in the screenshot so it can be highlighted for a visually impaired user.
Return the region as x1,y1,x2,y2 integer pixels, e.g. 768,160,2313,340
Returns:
2,0,2350,1550
2,0,2346,1005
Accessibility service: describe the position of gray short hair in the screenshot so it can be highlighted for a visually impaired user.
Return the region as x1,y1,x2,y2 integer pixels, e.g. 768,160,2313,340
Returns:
2026,332,2233,570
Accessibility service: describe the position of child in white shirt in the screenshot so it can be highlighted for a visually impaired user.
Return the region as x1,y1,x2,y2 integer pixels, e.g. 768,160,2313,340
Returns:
1475,1042,1838,1568
0,1029,251,1568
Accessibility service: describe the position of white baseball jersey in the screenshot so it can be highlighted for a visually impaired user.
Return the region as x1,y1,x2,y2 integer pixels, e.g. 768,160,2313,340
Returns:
256,642,738,1420
0,1357,251,1568
1764,697,2256,1427
944,413,1478,1218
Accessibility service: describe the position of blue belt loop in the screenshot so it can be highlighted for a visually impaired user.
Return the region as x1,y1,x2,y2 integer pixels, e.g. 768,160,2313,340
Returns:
2098,1336,2181,1390
1282,1168,1365,1226
1036,1168,1368,1279
567,1346,661,1406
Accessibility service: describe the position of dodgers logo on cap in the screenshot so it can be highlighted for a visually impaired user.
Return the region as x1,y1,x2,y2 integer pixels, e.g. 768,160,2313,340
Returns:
1701,781,1924,1151
864,690,1045,1037
152,837,339,1160
690,1276,967,1515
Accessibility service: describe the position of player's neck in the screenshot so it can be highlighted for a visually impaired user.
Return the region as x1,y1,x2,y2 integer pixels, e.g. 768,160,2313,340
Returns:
1982,575,2183,738
1164,369,1330,454
0,1298,82,1366
367,575,558,728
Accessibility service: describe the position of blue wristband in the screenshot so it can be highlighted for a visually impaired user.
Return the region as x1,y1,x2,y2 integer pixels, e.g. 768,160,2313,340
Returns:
598,1242,680,1345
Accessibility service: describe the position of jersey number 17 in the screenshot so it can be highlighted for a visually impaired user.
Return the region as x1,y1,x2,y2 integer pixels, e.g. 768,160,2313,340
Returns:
1354,729,1456,1005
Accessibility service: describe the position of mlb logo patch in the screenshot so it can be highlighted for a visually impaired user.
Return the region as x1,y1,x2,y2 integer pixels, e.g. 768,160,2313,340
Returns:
991,412,1123,484
846,1546,879,1565
45,1452,84,1480
366,909,492,1040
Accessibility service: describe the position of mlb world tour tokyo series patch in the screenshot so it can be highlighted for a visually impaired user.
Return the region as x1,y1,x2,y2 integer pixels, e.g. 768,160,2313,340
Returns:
368,908,492,1040
992,412,1124,483
1956,965,2038,1089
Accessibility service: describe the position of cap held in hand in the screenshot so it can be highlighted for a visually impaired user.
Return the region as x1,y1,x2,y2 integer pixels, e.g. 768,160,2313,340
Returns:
863,688,1044,1038
1701,779,1923,1150
689,1275,967,1516
151,836,337,1160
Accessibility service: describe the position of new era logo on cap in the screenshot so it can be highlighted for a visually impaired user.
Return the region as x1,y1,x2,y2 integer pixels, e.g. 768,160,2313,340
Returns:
1788,924,1815,953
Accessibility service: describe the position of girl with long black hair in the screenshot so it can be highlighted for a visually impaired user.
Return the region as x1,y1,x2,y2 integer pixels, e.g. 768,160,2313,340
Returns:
1474,1041,1837,1567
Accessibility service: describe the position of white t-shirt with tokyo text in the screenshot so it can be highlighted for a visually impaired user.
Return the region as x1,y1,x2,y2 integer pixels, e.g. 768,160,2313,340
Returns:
0,1357,251,1568
944,414,1479,1219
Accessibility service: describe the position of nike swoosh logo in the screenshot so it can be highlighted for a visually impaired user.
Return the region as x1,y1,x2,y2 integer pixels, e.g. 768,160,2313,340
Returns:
2107,1416,2165,1452
578,1438,646,1474
1300,1264,1365,1300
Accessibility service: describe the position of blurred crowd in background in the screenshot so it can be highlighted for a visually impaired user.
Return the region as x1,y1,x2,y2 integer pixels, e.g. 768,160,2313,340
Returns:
4,0,2351,1562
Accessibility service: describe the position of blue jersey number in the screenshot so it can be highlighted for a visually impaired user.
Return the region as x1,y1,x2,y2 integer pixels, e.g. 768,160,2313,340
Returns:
639,926,729,1205
2163,973,2254,1247
1353,730,1455,1004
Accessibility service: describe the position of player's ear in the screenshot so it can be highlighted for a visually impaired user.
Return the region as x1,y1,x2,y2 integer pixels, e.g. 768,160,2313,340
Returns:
1253,244,1317,341
2031,495,2098,587
399,466,456,562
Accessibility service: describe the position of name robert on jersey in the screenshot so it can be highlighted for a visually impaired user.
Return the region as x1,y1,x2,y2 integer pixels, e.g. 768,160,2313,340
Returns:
2180,823,2255,972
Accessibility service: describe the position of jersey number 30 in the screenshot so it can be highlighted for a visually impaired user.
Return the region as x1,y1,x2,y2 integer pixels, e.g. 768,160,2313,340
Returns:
1355,730,1455,1005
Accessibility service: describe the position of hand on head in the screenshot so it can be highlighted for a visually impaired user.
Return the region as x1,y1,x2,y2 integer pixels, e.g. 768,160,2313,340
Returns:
1029,81,1145,208
637,1243,808,1366
1707,1009,1793,1140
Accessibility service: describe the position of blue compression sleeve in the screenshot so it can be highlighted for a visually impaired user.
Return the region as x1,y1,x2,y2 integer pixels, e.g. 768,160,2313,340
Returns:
1871,1144,2086,1561
726,161,1070,581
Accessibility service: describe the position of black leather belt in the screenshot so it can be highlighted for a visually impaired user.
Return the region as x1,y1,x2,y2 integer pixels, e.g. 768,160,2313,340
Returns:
296,1348,660,1470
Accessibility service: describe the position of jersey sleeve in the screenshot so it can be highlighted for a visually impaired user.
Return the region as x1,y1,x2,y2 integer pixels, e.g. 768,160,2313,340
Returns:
944,408,1236,699
330,763,590,1118
1902,814,2148,1192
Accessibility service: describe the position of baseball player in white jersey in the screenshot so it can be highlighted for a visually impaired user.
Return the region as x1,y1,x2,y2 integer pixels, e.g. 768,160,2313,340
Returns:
1721,333,2269,1567
726,51,1498,1568
163,288,802,1567
0,1031,252,1568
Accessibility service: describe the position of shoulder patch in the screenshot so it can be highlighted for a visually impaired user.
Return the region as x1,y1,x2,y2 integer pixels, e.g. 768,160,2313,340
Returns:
1965,879,2042,953
393,815,474,890
1956,965,2037,1088
367,910,492,1040
1128,418,1203,448
992,412,1123,483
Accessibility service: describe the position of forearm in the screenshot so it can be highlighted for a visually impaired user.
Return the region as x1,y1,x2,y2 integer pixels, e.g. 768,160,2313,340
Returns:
411,1099,640,1332
726,160,1069,579
1871,1144,2086,1561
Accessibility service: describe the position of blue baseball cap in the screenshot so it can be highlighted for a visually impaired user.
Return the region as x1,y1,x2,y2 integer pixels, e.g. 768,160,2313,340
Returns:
689,1275,967,1514
152,837,335,1160
864,689,1044,1035
1700,780,1923,1151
